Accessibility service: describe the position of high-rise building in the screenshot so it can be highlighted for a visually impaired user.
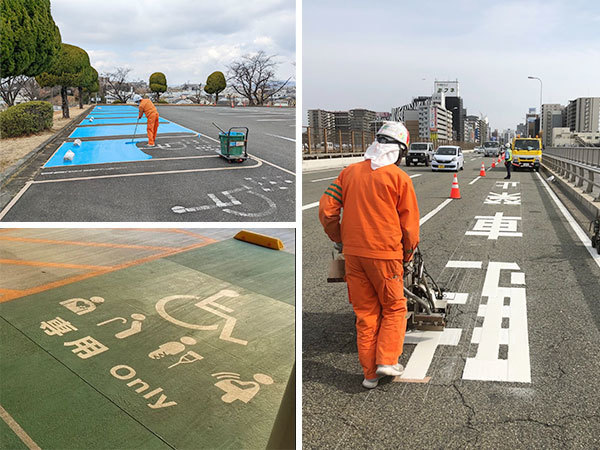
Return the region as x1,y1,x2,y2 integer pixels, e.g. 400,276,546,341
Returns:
541,104,564,148
445,96,465,141
566,97,600,132
307,109,333,130
332,111,350,131
349,109,377,132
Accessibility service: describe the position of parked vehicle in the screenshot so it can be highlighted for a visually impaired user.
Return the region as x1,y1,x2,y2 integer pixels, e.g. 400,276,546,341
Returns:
511,137,542,171
406,142,434,166
483,141,501,157
474,146,484,154
431,145,464,172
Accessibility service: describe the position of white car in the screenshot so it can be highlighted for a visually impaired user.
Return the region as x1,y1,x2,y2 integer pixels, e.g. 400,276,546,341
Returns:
431,145,464,172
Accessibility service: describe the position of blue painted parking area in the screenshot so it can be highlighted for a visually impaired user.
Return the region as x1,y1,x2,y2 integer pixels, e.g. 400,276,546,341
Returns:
69,121,196,138
0,105,296,222
80,117,170,125
44,139,151,167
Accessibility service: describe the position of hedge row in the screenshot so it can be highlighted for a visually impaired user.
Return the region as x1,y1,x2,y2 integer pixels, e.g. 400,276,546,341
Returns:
0,101,54,138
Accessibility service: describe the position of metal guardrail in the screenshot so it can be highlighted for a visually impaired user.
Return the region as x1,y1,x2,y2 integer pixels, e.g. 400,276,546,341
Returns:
542,150,600,201
544,147,600,167
302,126,476,158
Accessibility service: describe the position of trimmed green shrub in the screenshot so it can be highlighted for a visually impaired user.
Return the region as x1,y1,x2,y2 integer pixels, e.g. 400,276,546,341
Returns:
0,101,53,138
156,99,169,104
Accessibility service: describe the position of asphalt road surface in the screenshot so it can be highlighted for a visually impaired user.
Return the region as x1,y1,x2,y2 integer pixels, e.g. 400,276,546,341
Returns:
302,153,600,448
1,106,295,222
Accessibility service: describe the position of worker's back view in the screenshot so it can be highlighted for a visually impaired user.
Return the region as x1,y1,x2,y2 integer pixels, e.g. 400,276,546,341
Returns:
319,121,420,389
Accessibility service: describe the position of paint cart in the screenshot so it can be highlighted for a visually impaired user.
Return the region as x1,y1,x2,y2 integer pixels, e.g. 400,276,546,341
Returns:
212,123,249,163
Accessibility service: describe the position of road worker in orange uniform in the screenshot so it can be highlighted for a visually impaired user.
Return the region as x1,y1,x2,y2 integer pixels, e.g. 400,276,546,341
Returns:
319,121,420,389
134,94,159,146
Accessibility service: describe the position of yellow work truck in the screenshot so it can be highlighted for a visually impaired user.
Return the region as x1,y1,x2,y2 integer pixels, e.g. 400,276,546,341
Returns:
511,137,542,171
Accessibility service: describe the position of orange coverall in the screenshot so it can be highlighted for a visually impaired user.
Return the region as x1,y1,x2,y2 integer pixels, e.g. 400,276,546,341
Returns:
138,99,159,145
319,160,420,379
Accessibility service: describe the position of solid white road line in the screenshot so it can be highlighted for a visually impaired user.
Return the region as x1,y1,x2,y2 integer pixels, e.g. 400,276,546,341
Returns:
0,181,32,221
310,176,338,183
0,404,41,450
302,201,319,211
303,192,453,224
419,199,452,226
311,173,420,184
536,171,600,269
469,176,481,185
446,260,483,269
264,133,295,142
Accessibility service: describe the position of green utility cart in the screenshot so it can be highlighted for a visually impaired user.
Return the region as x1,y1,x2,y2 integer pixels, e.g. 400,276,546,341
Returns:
213,122,249,163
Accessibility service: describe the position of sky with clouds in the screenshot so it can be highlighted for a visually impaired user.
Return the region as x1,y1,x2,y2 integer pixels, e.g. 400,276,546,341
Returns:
303,0,600,130
51,0,295,87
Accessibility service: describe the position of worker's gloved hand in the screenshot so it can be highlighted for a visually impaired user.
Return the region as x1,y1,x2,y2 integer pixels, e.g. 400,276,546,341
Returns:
333,242,343,253
403,260,413,273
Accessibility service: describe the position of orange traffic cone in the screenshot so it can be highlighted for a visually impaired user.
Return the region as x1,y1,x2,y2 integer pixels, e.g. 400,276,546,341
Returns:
491,161,496,168
480,162,486,177
450,173,461,199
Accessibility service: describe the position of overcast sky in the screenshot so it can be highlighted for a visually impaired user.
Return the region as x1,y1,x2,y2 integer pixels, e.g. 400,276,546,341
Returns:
303,0,600,130
51,0,295,87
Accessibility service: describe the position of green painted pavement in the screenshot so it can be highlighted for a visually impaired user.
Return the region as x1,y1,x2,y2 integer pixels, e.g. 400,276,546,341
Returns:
0,240,295,449
166,239,295,306
0,318,170,449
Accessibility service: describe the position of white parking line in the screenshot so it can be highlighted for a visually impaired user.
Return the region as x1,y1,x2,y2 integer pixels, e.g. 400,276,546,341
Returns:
536,172,600,269
0,404,41,450
0,181,32,221
469,176,481,185
264,133,295,142
200,134,295,176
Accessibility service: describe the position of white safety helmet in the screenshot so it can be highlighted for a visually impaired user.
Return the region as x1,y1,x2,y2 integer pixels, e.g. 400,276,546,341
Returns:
132,94,142,104
505,143,511,148
376,121,410,151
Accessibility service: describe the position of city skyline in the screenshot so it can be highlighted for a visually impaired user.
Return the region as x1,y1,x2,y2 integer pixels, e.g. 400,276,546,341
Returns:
303,0,600,130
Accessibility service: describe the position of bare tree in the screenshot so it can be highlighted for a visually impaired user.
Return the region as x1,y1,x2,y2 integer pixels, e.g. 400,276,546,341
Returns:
227,51,291,106
20,77,42,101
103,67,134,103
189,83,203,104
0,75,28,106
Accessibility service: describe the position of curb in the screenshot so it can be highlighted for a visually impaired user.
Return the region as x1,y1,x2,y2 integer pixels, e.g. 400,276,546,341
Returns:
0,106,92,187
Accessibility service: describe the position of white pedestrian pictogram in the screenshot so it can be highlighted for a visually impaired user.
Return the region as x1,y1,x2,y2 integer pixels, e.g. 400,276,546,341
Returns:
484,192,521,205
212,372,274,404
462,262,531,383
40,317,77,336
149,336,197,360
97,313,146,339
64,336,109,359
156,289,248,345
168,351,204,369
465,212,522,240
496,181,519,189
60,296,104,315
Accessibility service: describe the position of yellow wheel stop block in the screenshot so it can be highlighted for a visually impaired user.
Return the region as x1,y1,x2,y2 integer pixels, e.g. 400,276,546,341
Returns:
234,230,284,250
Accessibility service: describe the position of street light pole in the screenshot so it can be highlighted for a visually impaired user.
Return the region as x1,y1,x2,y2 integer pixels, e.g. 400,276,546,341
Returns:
528,76,543,138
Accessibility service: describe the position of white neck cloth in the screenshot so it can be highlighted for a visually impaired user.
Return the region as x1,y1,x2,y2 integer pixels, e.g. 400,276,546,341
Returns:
364,142,399,170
